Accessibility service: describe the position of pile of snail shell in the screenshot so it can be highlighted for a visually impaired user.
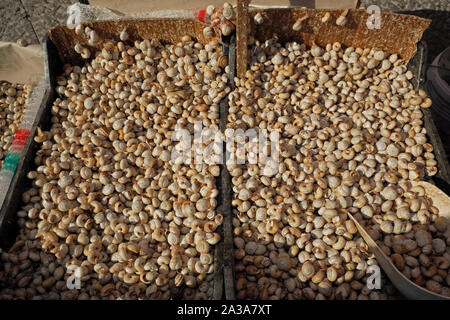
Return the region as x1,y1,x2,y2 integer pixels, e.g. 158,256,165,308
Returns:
0,34,229,300
0,82,31,168
203,2,235,38
227,37,448,299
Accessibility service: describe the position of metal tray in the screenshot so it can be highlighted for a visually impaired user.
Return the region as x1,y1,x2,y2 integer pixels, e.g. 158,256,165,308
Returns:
222,40,450,300
0,20,229,300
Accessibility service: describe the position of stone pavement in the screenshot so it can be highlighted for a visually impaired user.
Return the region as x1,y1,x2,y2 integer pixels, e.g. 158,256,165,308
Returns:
0,0,78,44
359,0,450,11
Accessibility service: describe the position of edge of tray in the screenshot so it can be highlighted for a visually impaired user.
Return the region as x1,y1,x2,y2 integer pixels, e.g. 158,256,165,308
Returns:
221,36,236,301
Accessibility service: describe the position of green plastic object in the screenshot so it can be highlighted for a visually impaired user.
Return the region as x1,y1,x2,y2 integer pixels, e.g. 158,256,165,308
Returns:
3,152,20,172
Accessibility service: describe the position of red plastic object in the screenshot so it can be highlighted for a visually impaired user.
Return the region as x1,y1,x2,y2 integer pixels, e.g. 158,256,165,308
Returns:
15,128,30,138
12,128,30,146
195,9,207,23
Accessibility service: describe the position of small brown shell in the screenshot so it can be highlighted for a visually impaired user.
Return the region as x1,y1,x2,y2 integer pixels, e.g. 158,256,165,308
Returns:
218,54,228,68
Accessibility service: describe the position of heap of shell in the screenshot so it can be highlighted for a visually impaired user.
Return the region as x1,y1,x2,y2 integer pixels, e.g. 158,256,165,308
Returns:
0,82,31,167
228,38,449,299
0,35,229,299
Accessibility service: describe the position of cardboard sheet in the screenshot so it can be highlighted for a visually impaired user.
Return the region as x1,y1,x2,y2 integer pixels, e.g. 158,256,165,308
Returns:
0,42,44,85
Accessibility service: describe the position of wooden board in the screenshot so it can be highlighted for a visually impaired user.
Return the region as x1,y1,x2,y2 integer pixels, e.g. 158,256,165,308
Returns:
89,0,360,13
236,0,250,78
